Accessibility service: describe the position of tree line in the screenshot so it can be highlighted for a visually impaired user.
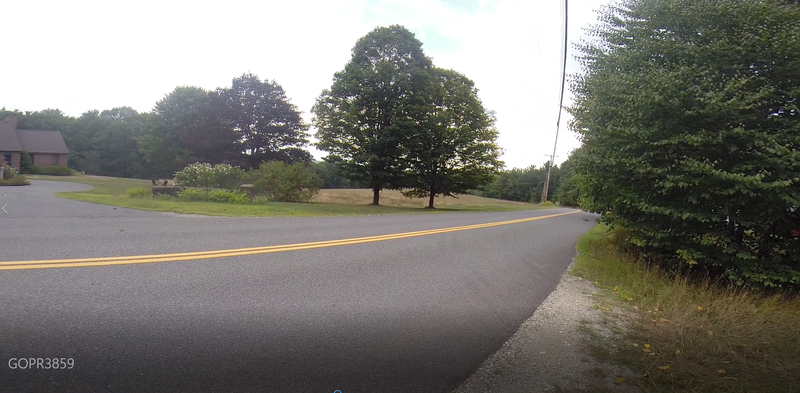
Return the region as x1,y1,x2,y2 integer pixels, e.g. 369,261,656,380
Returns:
3,25,505,207
471,156,580,207
2,73,310,179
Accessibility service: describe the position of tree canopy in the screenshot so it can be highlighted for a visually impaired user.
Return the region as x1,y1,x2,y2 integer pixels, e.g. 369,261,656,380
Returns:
217,73,310,169
404,68,503,208
314,25,434,205
570,0,800,287
313,25,502,206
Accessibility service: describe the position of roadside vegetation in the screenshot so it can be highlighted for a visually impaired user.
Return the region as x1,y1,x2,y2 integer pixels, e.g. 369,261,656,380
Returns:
561,0,800,391
28,174,553,217
0,161,30,186
573,225,800,392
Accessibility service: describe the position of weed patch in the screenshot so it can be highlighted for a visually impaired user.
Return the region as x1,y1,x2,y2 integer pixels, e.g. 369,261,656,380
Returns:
572,225,800,393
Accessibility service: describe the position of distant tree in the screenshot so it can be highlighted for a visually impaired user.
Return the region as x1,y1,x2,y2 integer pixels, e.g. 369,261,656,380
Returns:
553,150,582,207
310,159,367,189
19,151,33,174
15,109,74,131
570,0,800,287
403,68,503,208
252,161,322,202
313,25,434,205
179,91,239,165
216,73,310,169
137,87,200,177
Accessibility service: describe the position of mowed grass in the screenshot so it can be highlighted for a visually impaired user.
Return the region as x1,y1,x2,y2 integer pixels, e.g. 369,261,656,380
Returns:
27,174,552,217
573,225,800,393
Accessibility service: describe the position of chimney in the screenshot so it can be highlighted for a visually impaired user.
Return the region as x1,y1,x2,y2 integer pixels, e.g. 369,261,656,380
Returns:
4,115,18,129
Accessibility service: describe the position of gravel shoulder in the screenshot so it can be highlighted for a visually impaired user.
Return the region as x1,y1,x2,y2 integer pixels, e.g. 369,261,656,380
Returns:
452,258,640,393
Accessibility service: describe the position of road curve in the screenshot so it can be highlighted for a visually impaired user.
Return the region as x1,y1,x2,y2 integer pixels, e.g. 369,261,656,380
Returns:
0,180,597,392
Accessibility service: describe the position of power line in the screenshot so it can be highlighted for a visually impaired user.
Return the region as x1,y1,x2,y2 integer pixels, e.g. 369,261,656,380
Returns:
541,0,568,203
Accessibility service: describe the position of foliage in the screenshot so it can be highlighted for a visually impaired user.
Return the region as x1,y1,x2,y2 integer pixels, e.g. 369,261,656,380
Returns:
208,189,250,204
216,73,311,169
473,161,563,203
19,151,33,174
552,150,583,207
251,161,322,203
573,225,800,392
177,188,207,201
0,176,30,186
570,0,800,287
403,68,503,208
309,160,366,189
0,161,13,180
126,187,152,198
174,162,244,189
314,25,434,205
33,166,73,176
136,87,217,176
66,107,152,178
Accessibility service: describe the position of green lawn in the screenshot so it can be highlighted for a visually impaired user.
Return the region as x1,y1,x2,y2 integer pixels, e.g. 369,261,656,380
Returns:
28,174,555,217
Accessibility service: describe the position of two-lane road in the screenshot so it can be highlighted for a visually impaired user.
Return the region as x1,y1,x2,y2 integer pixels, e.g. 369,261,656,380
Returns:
0,181,597,392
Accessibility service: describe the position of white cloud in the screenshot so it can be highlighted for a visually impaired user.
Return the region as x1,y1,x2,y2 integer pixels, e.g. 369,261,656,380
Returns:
0,0,608,169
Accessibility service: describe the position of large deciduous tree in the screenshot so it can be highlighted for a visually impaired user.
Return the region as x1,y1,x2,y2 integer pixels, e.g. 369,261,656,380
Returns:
404,68,503,208
313,25,434,205
137,87,204,177
216,73,310,169
570,0,800,287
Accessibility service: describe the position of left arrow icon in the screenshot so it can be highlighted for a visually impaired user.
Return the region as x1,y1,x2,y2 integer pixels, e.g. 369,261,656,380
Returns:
2,203,7,213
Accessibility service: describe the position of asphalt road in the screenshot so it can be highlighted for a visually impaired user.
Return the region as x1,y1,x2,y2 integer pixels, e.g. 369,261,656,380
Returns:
0,180,597,392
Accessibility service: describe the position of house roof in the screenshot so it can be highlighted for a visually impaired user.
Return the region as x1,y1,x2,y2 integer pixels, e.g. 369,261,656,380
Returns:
0,121,24,151
16,130,70,154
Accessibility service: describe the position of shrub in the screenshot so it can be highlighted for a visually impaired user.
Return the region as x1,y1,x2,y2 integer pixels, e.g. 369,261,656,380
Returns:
177,188,208,201
251,161,322,202
126,187,151,198
34,166,72,176
20,151,33,174
250,195,270,205
208,189,250,204
0,161,14,180
571,0,800,288
0,176,30,186
174,163,244,189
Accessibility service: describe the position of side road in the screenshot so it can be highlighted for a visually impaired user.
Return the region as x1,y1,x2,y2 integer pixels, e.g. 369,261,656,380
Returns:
453,259,640,393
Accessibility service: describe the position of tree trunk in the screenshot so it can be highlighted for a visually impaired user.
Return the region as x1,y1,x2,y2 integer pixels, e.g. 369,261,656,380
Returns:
372,187,380,206
426,185,436,209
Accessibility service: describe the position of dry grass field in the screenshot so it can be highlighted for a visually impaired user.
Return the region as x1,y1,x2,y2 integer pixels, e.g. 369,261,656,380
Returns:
313,188,532,208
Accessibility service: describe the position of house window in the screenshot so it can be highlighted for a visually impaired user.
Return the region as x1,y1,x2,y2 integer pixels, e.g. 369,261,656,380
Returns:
52,154,59,165
2,153,11,166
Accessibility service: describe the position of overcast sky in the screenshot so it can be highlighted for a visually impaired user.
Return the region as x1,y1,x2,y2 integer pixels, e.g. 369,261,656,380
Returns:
1,0,608,169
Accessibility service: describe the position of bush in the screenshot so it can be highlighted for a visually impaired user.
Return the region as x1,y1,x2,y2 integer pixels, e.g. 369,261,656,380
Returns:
571,0,800,288
20,151,33,174
208,189,250,204
126,187,151,198
177,188,250,204
174,163,244,189
250,195,270,205
177,188,208,201
0,176,30,186
251,161,322,202
34,166,72,176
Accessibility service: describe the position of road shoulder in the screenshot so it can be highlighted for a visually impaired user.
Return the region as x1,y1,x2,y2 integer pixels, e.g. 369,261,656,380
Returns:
452,258,640,393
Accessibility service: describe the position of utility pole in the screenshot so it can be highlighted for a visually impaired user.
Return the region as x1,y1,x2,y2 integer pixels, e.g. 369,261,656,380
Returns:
541,0,568,203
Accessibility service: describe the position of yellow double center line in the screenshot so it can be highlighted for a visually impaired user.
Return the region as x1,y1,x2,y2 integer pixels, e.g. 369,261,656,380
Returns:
1,211,580,271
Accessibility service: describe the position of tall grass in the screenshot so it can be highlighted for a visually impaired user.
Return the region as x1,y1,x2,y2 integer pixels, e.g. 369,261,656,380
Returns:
573,225,800,393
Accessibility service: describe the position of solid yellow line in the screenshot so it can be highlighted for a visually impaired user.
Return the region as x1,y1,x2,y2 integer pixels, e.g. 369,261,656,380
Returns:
0,211,580,270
